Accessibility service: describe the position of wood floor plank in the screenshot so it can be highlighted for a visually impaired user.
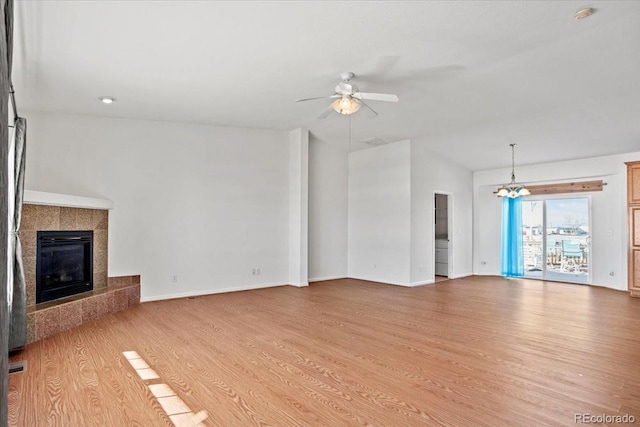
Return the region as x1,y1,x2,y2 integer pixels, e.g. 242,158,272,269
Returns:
8,276,640,426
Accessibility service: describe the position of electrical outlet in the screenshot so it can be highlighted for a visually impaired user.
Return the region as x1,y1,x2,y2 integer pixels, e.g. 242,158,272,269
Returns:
252,269,256,275
172,275,178,283
610,271,615,276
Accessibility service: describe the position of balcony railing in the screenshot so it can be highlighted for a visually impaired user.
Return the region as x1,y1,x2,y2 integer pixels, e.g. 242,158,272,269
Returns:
523,236,589,275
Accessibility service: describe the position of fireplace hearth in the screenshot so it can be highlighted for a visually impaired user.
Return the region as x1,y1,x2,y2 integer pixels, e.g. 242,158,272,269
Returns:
36,230,94,304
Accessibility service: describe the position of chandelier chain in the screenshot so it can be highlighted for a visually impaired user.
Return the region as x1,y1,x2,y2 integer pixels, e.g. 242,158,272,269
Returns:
510,143,516,183
497,143,529,198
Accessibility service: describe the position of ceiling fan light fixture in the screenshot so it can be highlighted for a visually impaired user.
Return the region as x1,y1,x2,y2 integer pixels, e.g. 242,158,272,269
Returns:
332,97,361,115
297,72,397,119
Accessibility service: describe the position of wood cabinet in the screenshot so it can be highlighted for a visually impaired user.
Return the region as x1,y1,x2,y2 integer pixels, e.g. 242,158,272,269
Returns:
627,161,640,297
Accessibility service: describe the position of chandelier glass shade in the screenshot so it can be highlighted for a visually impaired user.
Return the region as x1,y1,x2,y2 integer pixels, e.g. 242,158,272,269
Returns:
496,144,530,198
332,96,361,115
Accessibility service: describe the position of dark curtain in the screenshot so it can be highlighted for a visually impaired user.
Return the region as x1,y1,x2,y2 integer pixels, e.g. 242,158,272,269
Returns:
1,0,13,425
9,117,26,350
4,0,10,75
4,0,23,351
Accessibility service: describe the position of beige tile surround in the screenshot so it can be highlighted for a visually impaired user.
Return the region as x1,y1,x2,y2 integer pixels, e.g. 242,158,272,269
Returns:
20,203,141,344
27,276,141,344
21,204,109,307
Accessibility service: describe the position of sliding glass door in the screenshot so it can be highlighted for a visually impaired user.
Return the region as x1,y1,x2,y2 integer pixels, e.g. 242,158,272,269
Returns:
522,197,590,284
522,201,544,278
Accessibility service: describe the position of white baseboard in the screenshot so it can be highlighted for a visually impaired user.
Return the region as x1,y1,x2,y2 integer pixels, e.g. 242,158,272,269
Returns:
308,275,347,282
348,275,412,287
288,282,309,288
410,280,435,287
450,272,474,279
140,282,287,302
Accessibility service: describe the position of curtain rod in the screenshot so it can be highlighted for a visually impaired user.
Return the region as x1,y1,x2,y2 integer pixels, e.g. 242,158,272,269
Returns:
10,83,18,118
9,83,19,127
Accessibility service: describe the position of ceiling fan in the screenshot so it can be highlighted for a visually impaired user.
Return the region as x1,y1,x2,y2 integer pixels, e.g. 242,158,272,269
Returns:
296,72,399,119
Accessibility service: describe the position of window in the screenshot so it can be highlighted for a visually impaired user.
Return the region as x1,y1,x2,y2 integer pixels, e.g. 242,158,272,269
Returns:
522,197,590,284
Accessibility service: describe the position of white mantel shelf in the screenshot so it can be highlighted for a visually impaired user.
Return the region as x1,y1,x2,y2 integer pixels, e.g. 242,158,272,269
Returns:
24,190,114,210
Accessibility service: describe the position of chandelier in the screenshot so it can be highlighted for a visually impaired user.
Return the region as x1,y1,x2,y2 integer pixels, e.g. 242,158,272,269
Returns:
496,144,530,198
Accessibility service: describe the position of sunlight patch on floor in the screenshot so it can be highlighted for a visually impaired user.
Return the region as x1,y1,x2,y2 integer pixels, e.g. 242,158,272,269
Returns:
123,350,208,427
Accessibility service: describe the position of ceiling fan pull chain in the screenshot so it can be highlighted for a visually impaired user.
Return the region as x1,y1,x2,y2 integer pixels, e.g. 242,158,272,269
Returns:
348,115,352,154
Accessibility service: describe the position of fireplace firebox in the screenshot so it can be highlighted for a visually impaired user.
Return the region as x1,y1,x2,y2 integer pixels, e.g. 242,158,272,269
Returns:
36,230,94,304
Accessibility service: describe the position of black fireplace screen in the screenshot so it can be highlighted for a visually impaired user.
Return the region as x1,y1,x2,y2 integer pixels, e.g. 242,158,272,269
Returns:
36,230,93,304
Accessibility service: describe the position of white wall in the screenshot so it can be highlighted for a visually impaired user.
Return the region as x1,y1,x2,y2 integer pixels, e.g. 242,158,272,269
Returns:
348,140,411,285
474,151,640,291
308,137,347,281
346,139,474,287
24,112,291,301
410,139,474,285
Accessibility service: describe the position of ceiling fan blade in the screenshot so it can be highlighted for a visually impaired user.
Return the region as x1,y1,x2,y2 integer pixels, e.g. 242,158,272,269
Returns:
296,95,339,103
317,104,335,119
353,92,399,102
358,100,379,118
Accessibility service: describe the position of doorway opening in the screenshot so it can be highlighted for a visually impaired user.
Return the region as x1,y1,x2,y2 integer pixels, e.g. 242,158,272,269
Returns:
434,193,452,281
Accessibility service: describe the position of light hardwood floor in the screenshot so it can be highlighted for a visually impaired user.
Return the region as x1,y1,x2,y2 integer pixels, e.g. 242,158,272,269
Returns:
8,277,640,426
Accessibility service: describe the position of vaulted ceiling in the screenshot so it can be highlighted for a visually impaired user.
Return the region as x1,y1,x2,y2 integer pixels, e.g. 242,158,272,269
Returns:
13,1,640,170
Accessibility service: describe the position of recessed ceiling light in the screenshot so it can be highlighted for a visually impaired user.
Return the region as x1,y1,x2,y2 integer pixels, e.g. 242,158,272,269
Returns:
574,8,594,20
99,96,116,104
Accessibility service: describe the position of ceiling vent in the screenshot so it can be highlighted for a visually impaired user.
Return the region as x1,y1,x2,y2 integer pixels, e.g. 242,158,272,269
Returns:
361,137,388,147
